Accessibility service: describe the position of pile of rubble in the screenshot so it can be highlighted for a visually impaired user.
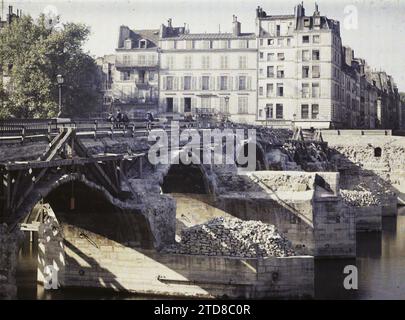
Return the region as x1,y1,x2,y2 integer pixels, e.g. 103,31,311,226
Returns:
340,189,381,207
163,217,295,258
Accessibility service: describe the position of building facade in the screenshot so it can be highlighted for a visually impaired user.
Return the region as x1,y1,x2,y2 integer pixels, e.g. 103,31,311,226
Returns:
103,3,401,129
158,17,257,123
112,26,160,117
256,4,344,128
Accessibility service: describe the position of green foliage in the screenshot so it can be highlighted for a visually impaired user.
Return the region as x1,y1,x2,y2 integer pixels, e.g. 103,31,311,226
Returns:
0,14,100,119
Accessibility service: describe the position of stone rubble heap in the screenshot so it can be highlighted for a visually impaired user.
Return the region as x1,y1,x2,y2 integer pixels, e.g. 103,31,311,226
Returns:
340,189,381,207
163,217,295,258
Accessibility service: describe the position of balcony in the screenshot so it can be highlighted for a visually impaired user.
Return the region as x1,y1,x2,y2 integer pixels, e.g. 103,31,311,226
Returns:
135,81,151,90
115,60,158,70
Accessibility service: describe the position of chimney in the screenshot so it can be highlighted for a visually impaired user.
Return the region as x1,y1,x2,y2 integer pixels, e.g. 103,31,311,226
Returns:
168,18,172,28
232,15,241,36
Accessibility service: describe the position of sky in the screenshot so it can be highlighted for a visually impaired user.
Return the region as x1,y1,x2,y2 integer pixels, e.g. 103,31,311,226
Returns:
3,0,405,91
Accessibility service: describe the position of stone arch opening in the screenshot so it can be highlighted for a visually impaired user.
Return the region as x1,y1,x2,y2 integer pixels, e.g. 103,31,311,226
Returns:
236,143,267,171
374,147,382,158
16,178,154,298
161,163,209,194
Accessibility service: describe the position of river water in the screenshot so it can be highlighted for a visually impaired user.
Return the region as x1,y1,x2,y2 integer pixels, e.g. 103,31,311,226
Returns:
16,208,405,300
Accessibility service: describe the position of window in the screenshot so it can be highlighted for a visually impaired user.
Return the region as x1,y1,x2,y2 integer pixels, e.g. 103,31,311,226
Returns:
304,19,310,27
239,56,247,69
265,104,273,119
220,56,229,69
259,52,264,59
139,39,147,48
184,76,191,90
166,56,175,69
124,39,132,49
266,83,274,97
276,25,281,36
220,76,228,90
238,76,247,90
312,65,320,78
122,71,131,81
302,66,309,78
312,104,319,119
201,97,211,108
138,55,146,66
276,104,283,119
287,38,291,46
277,52,285,61
148,55,155,66
238,97,248,114
202,56,210,69
374,147,382,157
209,41,214,49
302,50,310,61
268,39,274,45
239,40,248,48
276,83,284,97
277,66,284,78
259,86,263,96
202,76,210,90
301,104,309,119
184,56,192,69
260,39,263,46
123,55,131,65
277,38,283,46
203,41,210,49
302,83,310,98
312,50,320,61
267,53,275,61
267,66,274,78
303,35,310,43
312,83,320,98
166,76,174,90
186,40,194,49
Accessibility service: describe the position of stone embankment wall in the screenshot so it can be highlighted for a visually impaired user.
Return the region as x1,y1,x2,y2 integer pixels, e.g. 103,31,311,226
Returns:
323,133,405,215
0,225,24,299
37,209,314,299
215,171,355,258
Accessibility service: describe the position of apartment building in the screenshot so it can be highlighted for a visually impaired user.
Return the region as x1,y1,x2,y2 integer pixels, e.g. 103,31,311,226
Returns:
102,3,401,129
256,4,342,128
158,17,257,124
113,26,160,116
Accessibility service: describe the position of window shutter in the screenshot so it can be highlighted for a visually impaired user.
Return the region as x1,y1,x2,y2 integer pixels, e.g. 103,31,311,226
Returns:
162,77,167,90
192,77,197,90
217,76,221,90
173,97,178,112
210,77,215,91
180,77,184,91
229,77,233,91
174,77,179,91
247,77,252,90
191,97,197,112
179,97,184,113
235,76,239,90
198,77,202,90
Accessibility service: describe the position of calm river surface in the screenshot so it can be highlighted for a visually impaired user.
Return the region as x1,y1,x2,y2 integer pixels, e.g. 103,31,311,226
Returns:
16,208,405,300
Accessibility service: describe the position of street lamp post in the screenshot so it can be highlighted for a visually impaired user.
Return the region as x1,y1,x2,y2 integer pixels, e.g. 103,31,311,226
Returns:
224,96,230,126
57,74,64,118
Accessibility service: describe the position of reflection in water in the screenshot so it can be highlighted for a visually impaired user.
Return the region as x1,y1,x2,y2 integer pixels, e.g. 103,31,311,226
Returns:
17,209,405,299
316,208,405,300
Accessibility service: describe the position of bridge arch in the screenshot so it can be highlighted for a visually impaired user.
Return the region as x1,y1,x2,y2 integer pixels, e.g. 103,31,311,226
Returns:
161,150,213,195
15,173,154,248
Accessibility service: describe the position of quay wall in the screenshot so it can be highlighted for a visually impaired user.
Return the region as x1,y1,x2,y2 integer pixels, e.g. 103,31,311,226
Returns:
37,211,314,299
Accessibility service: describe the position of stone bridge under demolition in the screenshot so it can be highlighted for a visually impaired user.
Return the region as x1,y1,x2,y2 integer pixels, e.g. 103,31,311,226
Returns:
0,123,404,299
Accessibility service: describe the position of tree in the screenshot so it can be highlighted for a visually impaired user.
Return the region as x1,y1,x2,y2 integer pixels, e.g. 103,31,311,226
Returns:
0,14,100,119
